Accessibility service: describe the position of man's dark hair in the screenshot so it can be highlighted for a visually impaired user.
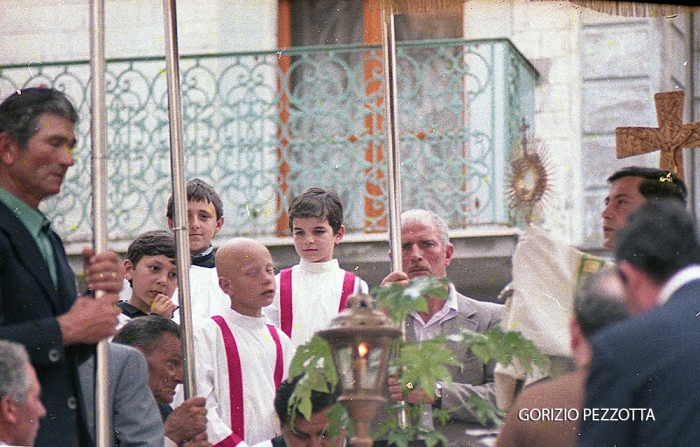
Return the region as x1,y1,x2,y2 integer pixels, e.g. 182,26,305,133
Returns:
288,187,344,234
274,375,339,426
0,87,79,148
607,166,687,205
126,230,177,267
615,199,700,284
574,270,628,339
166,178,224,221
113,315,181,356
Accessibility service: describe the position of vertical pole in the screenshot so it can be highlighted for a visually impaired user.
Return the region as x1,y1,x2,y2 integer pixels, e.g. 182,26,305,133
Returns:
380,0,408,429
381,1,403,273
89,0,112,445
162,0,197,398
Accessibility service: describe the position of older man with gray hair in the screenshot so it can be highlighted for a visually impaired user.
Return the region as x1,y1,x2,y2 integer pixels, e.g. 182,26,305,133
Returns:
0,340,46,447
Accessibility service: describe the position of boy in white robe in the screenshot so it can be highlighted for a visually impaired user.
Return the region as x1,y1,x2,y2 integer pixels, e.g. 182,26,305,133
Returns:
263,187,368,350
192,238,293,446
166,178,230,322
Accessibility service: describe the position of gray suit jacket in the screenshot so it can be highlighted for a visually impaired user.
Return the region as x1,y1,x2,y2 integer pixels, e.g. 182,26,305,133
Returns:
404,290,503,446
78,343,164,447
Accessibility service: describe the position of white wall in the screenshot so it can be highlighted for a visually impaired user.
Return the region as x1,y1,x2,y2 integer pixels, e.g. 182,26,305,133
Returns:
0,0,277,66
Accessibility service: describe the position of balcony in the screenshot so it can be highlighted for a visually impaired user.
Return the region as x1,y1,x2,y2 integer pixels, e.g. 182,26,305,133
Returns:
0,38,536,297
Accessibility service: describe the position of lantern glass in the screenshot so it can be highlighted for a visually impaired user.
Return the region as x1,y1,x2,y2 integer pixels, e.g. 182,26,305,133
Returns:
334,345,354,392
360,343,385,391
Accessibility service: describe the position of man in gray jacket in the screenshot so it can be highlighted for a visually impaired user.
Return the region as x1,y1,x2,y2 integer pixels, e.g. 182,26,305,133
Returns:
381,209,503,446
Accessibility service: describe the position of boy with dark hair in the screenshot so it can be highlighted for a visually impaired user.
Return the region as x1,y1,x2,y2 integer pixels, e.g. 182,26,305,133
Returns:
264,187,368,350
166,178,224,267
118,230,179,327
253,374,345,447
166,178,229,321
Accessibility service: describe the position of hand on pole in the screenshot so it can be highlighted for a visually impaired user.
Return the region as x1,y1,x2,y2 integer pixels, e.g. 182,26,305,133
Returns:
388,376,435,406
381,271,410,288
82,247,125,294
165,396,208,445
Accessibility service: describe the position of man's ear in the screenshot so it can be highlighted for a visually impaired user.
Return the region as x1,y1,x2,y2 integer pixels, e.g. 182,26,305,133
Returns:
0,395,18,424
444,243,454,267
0,132,19,165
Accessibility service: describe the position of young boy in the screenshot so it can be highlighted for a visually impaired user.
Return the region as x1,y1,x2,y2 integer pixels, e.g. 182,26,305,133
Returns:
186,238,293,445
166,178,230,321
263,187,368,350
118,230,179,328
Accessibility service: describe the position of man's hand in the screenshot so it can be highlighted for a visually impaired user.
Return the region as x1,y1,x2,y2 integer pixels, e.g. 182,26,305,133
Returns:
381,271,410,288
388,376,435,405
82,248,124,294
150,294,178,319
57,294,120,345
165,396,208,445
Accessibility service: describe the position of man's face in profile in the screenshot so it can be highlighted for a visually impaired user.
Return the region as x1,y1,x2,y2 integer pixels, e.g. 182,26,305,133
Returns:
601,176,646,249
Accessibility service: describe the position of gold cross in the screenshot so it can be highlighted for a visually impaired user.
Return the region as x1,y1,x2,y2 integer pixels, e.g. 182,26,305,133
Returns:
616,90,700,180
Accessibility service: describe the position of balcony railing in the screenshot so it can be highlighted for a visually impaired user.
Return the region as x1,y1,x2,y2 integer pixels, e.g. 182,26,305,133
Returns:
0,38,537,244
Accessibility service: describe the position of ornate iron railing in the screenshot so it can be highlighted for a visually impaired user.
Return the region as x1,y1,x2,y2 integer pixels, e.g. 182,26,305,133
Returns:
0,38,536,243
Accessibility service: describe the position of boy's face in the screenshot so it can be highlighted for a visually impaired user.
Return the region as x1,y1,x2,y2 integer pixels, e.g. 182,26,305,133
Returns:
219,243,276,317
125,254,178,311
169,200,224,256
292,216,344,263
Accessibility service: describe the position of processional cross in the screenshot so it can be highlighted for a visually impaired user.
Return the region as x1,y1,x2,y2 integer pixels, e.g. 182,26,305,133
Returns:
616,90,700,180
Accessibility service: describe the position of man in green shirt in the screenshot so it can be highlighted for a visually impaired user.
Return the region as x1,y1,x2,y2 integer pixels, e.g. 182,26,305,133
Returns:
0,87,124,446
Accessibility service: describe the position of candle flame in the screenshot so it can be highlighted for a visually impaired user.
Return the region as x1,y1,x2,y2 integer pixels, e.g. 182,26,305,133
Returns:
358,342,368,358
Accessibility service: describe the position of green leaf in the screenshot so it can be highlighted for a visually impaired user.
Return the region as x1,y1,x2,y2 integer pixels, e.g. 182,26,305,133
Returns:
422,429,448,447
372,276,450,324
391,336,460,400
287,335,338,424
467,394,505,427
326,403,353,442
456,327,549,371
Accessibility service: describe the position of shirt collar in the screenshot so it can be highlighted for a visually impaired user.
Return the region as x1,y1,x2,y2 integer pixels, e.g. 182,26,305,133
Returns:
412,282,458,325
193,244,214,258
299,257,339,274
658,265,700,304
0,187,51,237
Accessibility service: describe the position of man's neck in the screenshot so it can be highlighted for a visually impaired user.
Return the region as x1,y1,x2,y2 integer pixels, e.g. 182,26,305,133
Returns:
418,294,448,322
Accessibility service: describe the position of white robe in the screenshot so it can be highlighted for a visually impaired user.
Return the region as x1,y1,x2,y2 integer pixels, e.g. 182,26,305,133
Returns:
190,308,293,446
172,265,231,324
263,258,368,351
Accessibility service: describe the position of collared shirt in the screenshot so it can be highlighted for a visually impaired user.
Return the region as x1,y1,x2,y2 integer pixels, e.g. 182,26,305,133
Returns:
0,187,57,285
410,283,459,341
658,264,700,304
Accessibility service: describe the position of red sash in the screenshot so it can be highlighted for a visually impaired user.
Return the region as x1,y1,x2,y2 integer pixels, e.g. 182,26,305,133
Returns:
279,268,356,338
212,316,284,442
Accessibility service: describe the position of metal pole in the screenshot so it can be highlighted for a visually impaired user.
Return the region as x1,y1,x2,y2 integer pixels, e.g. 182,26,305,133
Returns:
381,0,408,429
89,1,112,445
162,0,197,398
381,1,403,273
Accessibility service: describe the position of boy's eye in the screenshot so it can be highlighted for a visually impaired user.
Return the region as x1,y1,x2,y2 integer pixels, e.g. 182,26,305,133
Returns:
169,272,178,279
